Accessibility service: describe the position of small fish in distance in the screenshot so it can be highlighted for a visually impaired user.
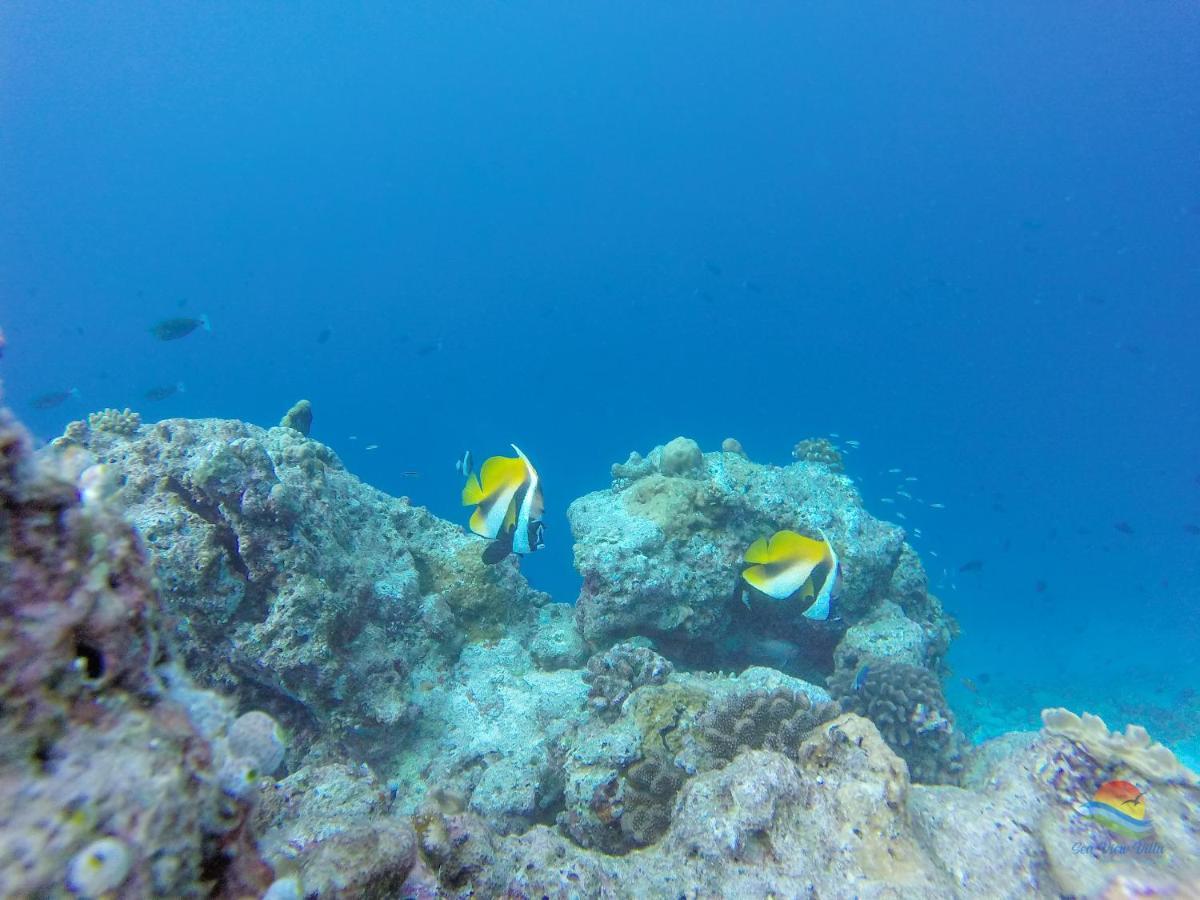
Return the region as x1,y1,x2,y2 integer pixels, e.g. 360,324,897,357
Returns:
151,315,210,341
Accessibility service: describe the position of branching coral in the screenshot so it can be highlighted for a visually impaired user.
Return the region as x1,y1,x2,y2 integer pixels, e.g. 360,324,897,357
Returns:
87,407,141,435
697,687,837,761
583,643,674,720
829,658,964,784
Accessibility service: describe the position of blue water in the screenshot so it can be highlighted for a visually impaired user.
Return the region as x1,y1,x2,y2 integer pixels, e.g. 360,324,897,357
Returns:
3,5,1198,753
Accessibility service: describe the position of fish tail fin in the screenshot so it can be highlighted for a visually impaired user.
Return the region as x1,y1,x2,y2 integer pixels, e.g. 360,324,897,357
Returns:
68,387,80,398
200,314,211,332
461,473,485,505
177,382,187,393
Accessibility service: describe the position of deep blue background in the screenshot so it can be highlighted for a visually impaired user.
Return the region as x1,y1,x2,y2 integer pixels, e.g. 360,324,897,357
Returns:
3,4,1198,742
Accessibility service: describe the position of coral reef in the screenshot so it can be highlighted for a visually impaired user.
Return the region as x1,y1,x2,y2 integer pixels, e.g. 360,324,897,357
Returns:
696,686,838,761
720,436,745,455
227,710,287,777
618,753,685,846
253,762,416,897
278,399,312,436
571,437,950,685
1041,707,1198,785
405,718,1200,897
791,436,845,472
582,642,673,720
57,416,550,761
659,435,703,475
86,406,141,435
830,657,966,784
0,402,270,897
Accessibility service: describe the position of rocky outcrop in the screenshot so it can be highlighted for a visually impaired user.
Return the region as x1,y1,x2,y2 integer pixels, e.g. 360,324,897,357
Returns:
54,415,551,759
570,438,956,683
0,404,271,897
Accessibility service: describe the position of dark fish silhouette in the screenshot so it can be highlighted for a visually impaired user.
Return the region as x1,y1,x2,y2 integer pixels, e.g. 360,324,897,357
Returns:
958,560,984,573
34,388,79,409
151,315,210,341
1184,524,1200,536
704,261,722,277
1114,521,1135,535
416,340,444,357
317,328,332,344
144,382,185,402
1035,579,1047,593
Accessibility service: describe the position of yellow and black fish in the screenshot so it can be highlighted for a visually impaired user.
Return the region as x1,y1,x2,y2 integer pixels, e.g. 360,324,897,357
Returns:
739,529,839,620
461,444,544,564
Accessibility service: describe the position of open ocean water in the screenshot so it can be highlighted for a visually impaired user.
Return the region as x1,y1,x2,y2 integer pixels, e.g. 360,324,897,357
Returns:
3,1,1198,771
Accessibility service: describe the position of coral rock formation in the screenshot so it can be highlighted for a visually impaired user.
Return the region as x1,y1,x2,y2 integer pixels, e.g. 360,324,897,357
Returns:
696,686,838,761
830,656,965,784
58,416,549,760
0,403,270,897
583,642,673,720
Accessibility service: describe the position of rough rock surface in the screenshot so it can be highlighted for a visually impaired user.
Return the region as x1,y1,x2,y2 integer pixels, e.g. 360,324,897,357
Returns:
10,406,1197,899
407,718,1200,898
570,439,955,681
0,404,270,897
56,416,551,758
254,763,416,898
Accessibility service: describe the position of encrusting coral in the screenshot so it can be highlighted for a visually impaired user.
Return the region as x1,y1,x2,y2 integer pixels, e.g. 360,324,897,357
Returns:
829,657,965,784
619,754,685,847
583,642,673,720
696,687,838,761
1041,707,1198,786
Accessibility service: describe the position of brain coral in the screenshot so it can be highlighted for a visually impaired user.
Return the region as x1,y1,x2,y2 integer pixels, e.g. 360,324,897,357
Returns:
583,643,673,721
697,687,838,762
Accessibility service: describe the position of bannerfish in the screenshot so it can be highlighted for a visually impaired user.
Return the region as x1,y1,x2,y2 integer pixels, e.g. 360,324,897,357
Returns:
144,382,185,401
34,388,80,409
455,450,474,479
739,529,839,621
462,444,545,565
151,315,210,341
852,665,870,692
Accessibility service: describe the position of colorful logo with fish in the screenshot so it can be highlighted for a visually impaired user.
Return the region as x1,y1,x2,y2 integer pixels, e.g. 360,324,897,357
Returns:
1080,780,1154,842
